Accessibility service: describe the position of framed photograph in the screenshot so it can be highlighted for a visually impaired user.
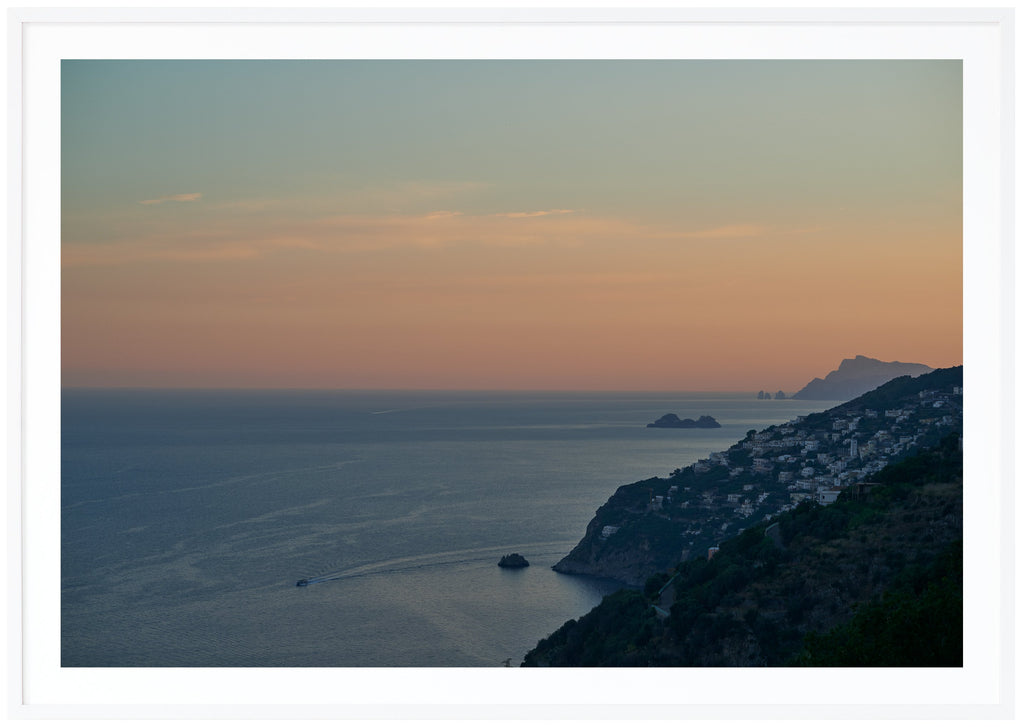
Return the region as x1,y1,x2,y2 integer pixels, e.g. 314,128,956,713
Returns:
8,6,1014,722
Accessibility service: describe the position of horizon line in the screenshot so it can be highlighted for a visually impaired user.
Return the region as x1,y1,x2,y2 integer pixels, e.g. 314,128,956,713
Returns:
60,384,806,395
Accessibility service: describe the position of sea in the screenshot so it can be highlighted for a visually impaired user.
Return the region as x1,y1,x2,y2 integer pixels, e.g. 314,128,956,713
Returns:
61,389,837,667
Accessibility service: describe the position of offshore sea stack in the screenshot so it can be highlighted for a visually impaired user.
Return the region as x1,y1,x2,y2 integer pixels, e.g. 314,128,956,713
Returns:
498,553,530,569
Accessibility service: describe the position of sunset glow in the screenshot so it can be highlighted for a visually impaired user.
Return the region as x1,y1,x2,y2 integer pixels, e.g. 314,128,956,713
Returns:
61,60,962,391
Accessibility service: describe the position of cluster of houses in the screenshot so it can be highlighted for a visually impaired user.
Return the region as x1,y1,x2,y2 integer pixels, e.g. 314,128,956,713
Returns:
746,386,959,513
649,384,963,558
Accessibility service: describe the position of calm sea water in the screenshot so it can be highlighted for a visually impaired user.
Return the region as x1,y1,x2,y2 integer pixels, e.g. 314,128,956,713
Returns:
61,389,835,667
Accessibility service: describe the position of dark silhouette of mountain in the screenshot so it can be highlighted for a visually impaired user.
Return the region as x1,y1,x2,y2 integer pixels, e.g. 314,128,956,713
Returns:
792,355,933,401
523,433,962,667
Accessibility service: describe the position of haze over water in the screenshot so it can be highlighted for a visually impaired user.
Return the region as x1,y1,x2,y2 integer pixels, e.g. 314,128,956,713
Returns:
61,389,837,666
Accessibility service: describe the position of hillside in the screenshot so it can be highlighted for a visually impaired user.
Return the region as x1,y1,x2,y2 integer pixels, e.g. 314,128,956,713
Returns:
552,366,962,586
522,434,962,667
791,355,933,400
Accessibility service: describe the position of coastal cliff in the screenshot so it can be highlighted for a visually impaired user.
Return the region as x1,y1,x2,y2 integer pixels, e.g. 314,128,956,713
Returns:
552,479,682,586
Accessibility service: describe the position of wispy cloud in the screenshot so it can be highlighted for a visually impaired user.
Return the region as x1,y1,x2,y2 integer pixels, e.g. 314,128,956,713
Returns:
65,190,774,267
494,209,576,218
62,241,261,266
139,192,202,206
677,224,765,239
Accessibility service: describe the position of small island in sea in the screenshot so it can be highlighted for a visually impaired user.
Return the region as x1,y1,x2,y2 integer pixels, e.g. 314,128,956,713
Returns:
646,414,721,429
498,553,529,569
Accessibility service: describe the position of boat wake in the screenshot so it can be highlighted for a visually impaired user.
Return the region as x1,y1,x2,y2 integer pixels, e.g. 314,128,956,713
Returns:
293,540,575,587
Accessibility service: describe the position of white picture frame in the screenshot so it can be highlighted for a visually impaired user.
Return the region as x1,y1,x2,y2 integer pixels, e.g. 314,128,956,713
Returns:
6,6,1015,722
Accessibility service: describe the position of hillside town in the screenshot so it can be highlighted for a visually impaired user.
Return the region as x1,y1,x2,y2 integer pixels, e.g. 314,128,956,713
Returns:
652,381,963,561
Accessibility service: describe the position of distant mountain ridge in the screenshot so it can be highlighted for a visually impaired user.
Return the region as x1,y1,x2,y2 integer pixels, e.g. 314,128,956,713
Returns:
792,355,933,401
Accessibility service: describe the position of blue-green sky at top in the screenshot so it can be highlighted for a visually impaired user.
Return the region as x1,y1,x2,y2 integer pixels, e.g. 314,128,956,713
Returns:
62,60,960,220
61,60,962,390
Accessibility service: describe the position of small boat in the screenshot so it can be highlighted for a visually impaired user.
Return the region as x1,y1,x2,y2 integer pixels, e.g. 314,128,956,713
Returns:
296,579,309,587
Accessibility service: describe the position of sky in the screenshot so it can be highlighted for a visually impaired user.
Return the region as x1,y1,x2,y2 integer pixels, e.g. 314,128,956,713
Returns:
61,60,962,391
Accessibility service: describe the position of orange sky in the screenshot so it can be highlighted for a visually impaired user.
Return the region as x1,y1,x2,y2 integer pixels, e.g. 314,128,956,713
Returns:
61,61,962,391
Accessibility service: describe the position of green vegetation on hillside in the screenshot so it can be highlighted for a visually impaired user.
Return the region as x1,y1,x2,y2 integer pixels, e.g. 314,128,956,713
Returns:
793,539,961,666
523,433,962,667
